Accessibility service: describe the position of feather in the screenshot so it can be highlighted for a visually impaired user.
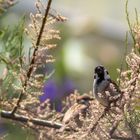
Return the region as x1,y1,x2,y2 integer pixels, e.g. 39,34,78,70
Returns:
93,66,121,107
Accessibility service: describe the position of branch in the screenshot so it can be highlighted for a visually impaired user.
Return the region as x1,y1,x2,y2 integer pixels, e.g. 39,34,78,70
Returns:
1,110,65,130
11,0,52,115
89,108,107,132
109,120,120,136
125,0,136,47
110,135,132,140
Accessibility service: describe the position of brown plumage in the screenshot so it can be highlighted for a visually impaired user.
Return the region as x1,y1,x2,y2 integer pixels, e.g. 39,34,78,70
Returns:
62,95,93,127
62,95,93,124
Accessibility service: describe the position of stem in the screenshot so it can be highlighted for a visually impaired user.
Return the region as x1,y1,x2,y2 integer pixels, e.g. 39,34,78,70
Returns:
1,110,62,129
125,0,136,49
11,0,52,115
89,108,107,132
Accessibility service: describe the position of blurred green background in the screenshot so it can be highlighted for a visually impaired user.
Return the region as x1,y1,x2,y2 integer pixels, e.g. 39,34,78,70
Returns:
0,0,140,139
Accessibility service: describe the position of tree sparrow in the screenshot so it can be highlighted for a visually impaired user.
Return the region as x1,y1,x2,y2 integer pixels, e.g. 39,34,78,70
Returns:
60,95,93,131
93,65,121,107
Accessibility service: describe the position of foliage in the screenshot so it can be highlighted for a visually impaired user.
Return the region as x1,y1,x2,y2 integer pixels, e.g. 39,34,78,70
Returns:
0,0,16,15
0,17,25,98
0,0,140,140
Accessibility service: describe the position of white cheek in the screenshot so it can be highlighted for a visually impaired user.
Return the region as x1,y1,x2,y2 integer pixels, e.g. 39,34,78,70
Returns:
105,74,110,79
93,74,98,88
93,79,96,85
95,74,99,80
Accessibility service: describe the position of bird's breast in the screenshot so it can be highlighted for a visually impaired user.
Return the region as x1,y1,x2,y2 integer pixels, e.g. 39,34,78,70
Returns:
93,80,110,94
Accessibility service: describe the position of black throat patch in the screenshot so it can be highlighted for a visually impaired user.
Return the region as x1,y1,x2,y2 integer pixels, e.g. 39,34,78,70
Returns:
94,65,105,85
96,74,105,84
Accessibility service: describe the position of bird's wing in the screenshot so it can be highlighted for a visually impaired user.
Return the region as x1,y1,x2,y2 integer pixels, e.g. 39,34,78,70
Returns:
62,103,87,124
104,80,121,102
109,80,121,93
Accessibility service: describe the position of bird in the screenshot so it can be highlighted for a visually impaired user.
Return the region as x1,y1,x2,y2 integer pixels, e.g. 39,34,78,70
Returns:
60,94,93,131
93,65,121,107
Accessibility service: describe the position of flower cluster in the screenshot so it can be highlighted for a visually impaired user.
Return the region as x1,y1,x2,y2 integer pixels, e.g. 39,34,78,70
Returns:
1,0,140,140
0,0,15,15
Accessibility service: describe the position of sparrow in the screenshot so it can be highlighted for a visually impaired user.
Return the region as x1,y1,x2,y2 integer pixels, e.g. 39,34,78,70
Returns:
93,65,121,107
60,94,93,131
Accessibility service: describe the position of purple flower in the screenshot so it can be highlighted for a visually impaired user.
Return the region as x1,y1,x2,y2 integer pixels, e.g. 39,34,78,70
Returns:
40,80,57,102
39,78,75,112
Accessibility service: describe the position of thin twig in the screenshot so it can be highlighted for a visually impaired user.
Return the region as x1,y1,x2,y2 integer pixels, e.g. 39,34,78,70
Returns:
118,32,128,86
11,0,52,115
111,135,132,140
89,108,107,132
125,0,136,47
135,8,139,25
108,117,132,140
28,0,52,78
109,120,121,137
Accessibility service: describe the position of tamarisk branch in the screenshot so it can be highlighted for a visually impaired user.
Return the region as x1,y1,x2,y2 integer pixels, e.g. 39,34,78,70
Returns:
11,0,53,115
1,110,63,129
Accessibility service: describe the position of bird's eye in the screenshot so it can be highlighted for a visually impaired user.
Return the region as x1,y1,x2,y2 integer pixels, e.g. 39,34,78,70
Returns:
106,71,109,74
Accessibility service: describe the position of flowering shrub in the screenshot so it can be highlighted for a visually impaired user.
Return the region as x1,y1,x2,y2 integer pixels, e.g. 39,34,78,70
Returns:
0,0,140,139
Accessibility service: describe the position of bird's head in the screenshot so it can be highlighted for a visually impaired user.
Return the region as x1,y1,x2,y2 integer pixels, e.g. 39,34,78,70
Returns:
94,65,110,83
76,94,93,106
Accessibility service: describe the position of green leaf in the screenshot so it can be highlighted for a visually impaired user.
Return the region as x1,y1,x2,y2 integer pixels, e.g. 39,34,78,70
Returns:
0,17,26,98
4,16,25,60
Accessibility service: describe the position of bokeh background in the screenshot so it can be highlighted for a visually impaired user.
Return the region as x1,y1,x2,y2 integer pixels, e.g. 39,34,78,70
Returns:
0,0,140,139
